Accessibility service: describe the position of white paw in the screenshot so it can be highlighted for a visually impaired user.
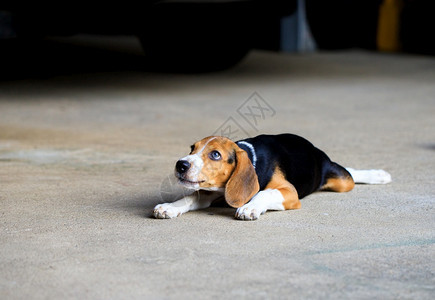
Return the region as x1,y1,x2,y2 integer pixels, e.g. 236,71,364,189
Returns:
153,203,183,219
235,204,265,221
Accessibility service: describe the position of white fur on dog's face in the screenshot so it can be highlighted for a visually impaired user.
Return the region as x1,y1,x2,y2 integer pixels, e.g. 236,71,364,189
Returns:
175,153,205,190
174,136,237,192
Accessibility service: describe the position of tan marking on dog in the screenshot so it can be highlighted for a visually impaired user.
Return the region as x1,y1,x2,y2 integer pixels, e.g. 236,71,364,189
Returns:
321,177,355,193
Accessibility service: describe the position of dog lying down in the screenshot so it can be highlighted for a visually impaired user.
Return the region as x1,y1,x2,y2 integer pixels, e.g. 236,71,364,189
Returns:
154,134,391,220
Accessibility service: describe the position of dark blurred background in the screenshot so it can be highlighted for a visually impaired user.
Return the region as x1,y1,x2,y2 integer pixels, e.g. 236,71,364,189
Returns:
0,0,434,78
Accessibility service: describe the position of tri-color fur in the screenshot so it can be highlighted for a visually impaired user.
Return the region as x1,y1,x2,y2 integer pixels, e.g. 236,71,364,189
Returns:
154,134,391,220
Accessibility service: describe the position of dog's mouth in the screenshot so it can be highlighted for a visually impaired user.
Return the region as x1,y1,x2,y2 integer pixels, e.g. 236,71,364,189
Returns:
176,175,205,185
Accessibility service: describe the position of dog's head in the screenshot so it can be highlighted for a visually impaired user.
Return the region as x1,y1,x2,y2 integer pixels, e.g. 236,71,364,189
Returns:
175,136,259,208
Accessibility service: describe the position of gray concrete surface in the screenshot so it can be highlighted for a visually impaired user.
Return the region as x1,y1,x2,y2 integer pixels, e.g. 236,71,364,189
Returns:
0,38,434,299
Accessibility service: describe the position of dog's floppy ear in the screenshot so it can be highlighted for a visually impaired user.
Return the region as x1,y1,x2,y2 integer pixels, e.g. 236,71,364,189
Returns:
225,147,259,208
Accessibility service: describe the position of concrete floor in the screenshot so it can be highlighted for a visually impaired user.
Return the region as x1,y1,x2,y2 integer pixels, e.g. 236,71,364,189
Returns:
0,37,434,299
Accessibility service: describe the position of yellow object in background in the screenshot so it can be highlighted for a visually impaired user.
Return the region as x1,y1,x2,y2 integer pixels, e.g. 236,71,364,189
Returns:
377,0,404,52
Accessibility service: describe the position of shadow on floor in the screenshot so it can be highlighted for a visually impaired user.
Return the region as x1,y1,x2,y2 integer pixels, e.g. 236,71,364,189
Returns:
111,191,235,220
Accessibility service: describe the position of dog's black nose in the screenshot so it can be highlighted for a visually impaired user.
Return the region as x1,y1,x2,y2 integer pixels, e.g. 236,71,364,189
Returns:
176,160,191,174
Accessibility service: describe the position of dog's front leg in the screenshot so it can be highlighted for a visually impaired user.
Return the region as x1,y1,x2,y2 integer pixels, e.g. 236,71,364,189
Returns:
153,191,220,219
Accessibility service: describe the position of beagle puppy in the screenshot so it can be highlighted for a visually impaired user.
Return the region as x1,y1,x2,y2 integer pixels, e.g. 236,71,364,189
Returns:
154,134,391,220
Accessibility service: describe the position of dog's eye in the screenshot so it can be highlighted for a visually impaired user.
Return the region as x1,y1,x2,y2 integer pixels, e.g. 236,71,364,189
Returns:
209,150,221,161
190,145,195,154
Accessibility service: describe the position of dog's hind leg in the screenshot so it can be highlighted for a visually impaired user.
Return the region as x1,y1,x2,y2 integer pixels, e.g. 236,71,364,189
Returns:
320,162,355,193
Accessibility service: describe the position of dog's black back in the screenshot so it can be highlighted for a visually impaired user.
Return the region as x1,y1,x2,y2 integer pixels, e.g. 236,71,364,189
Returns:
237,134,350,198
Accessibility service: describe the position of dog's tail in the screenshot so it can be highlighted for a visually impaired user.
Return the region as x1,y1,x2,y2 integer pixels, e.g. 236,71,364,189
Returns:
346,168,392,184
